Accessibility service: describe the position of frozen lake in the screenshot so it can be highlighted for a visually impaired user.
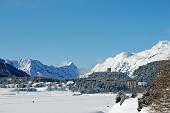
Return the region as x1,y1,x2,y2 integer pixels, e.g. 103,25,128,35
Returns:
0,90,115,113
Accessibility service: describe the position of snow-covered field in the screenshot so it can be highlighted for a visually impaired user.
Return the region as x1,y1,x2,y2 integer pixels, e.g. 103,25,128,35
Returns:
0,89,115,113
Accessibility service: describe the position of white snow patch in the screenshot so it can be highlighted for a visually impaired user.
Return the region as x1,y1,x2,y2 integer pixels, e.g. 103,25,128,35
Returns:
108,98,150,113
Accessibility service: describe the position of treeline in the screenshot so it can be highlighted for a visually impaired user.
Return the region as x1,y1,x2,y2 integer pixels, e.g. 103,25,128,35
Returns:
0,76,61,84
70,72,133,94
138,60,170,113
133,60,169,84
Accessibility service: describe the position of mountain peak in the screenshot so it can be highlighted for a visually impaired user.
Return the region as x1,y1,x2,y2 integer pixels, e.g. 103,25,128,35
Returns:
59,61,74,67
115,52,133,58
6,59,79,79
91,40,170,77
20,58,31,62
19,58,41,63
152,40,170,50
157,40,170,45
0,58,30,77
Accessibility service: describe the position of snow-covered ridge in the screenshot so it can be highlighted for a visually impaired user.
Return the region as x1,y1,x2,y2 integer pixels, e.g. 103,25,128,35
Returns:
59,61,74,67
91,40,170,77
6,59,80,79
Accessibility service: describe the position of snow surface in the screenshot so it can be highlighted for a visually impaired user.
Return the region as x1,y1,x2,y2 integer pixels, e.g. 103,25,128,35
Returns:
0,88,115,113
108,98,150,113
91,41,170,77
5,59,80,79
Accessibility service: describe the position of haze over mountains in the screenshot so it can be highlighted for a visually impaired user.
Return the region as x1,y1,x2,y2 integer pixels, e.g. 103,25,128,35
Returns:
91,41,170,77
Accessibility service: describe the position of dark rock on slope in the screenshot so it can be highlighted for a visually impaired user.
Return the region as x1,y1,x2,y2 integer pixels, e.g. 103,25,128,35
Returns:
0,58,30,77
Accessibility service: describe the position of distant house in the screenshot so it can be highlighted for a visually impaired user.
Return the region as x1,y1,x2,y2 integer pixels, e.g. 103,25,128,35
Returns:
66,81,74,85
88,71,137,89
107,68,112,72
126,79,137,88
138,82,147,87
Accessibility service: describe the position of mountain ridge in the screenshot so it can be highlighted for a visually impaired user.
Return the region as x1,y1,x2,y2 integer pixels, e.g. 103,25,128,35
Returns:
91,40,170,77
0,58,30,77
6,58,80,79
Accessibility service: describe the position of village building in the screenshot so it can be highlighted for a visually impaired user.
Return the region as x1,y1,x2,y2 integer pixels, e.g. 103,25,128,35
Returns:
88,68,138,89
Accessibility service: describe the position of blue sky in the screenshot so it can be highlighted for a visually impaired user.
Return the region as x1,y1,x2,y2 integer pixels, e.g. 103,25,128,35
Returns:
0,0,170,69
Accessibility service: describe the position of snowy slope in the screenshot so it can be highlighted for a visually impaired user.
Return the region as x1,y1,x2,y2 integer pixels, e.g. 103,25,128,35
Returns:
91,41,170,77
6,59,80,79
108,98,150,113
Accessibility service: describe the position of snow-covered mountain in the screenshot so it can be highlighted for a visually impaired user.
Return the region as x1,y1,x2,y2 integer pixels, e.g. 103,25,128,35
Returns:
91,40,170,77
6,59,80,79
0,58,30,77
